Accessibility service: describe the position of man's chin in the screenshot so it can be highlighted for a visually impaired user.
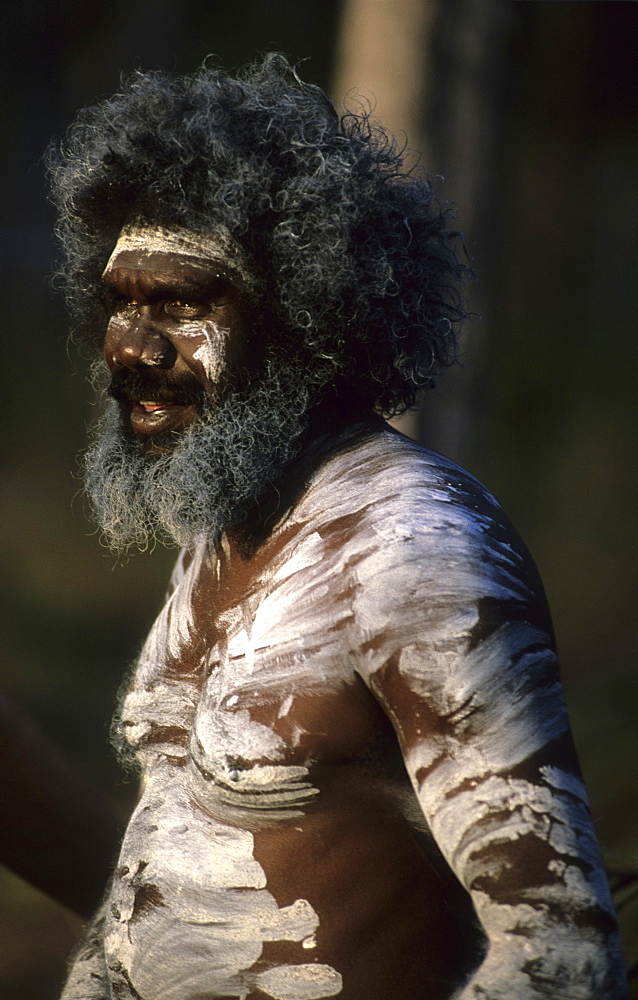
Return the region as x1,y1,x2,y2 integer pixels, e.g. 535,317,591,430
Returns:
86,368,311,552
137,429,188,458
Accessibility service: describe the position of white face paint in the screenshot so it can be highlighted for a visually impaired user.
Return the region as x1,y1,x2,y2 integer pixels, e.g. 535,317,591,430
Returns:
104,219,251,280
193,322,231,384
102,221,256,418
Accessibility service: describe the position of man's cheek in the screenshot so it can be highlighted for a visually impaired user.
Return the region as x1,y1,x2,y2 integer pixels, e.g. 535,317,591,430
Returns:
177,323,229,386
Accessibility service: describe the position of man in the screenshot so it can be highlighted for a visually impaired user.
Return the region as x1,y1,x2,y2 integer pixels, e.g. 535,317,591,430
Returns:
49,55,626,999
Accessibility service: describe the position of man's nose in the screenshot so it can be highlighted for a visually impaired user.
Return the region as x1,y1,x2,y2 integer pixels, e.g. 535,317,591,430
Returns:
105,314,177,371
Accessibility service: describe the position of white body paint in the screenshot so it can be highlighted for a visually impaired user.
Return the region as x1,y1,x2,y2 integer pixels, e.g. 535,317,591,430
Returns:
62,423,627,999
104,761,340,1000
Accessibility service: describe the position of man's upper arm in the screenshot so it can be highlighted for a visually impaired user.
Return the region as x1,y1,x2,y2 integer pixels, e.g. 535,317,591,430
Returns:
351,499,626,998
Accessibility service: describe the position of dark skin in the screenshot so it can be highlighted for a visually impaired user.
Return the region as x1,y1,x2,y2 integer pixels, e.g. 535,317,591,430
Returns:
102,245,253,452
0,246,246,920
80,238,622,999
100,243,485,997
166,536,484,998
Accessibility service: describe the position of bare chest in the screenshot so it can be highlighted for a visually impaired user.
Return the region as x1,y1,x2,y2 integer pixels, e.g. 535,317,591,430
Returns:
118,534,390,825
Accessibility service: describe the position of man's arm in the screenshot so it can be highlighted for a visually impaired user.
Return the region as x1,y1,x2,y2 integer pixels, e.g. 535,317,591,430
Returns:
352,502,627,998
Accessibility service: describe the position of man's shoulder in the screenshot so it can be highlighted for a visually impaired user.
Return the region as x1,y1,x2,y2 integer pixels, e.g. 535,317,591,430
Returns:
300,421,504,540
291,422,544,609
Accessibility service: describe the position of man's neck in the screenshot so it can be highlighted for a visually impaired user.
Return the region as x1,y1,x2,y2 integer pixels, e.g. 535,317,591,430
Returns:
226,402,381,559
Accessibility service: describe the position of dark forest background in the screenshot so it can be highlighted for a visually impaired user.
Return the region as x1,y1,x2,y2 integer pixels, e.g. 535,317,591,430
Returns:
1,2,636,996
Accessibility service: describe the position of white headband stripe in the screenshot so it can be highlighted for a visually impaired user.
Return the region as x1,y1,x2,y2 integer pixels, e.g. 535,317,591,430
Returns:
104,223,251,282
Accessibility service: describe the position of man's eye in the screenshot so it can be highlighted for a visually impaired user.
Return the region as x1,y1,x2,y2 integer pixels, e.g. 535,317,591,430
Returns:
112,296,138,314
164,300,209,320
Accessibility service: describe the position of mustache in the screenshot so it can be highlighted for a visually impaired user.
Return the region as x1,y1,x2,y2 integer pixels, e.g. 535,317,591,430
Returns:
84,356,312,553
108,368,206,408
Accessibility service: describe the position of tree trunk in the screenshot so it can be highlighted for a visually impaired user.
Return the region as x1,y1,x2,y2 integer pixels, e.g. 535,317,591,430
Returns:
331,0,435,442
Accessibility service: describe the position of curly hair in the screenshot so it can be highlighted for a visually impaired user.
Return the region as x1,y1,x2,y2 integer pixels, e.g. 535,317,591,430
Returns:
48,53,469,416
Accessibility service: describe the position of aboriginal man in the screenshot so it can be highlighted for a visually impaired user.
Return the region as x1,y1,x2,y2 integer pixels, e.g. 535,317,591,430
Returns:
48,55,627,999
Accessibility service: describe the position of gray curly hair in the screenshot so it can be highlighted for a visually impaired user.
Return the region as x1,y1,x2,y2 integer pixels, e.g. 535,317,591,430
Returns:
48,53,469,416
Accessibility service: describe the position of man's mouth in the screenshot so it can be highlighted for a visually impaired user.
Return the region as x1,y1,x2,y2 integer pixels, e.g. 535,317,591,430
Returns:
129,399,198,436
109,371,204,437
139,401,168,412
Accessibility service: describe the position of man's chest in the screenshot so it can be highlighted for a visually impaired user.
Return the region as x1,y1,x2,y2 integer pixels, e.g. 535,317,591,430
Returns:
118,533,389,822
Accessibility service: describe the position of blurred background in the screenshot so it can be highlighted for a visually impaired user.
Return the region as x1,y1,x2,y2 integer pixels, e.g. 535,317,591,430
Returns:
1,1,636,996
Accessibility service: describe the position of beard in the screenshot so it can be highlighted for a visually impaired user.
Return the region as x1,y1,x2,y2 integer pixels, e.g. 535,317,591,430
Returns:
83,354,313,553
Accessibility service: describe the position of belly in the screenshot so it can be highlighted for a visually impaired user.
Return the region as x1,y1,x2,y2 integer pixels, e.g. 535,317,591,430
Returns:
103,757,484,1000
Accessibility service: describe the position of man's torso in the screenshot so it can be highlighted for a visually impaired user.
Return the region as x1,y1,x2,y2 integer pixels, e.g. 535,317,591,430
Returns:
74,421,557,999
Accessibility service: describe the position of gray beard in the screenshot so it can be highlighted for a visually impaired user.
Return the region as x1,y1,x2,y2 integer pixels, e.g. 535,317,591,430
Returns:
84,360,311,552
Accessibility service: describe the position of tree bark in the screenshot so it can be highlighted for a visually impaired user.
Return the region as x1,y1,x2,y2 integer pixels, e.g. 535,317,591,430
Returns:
331,0,435,442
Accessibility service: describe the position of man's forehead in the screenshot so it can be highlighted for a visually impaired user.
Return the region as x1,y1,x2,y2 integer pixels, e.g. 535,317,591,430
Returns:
104,221,251,281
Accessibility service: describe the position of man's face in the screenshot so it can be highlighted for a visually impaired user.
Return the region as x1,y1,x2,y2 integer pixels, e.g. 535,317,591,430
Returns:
101,225,254,452
86,223,313,552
